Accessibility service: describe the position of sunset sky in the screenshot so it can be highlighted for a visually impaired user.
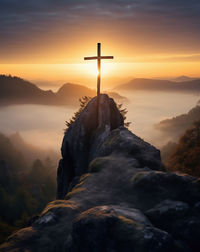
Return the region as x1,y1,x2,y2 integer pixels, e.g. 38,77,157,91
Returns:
1,0,200,88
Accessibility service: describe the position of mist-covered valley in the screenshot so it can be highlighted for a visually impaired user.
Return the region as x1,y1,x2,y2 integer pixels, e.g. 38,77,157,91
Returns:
0,89,199,151
1,76,200,244
122,90,199,147
0,104,74,151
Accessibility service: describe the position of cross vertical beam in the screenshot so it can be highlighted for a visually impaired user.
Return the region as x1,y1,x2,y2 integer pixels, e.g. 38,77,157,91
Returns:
84,43,114,97
97,43,101,97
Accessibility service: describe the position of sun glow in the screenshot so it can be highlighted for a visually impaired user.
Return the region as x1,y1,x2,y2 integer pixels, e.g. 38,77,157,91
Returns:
84,63,99,76
1,60,200,90
83,62,115,77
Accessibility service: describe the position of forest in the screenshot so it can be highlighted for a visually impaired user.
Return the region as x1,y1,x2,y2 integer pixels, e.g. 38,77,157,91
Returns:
0,133,57,243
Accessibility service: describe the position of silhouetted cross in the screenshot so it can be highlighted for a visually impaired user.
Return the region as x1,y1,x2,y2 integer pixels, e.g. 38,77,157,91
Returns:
84,43,114,97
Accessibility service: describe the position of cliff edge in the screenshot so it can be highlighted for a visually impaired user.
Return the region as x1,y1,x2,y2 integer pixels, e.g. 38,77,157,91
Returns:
1,94,200,252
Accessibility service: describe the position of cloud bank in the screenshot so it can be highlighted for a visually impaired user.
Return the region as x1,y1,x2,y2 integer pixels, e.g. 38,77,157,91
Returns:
0,0,200,62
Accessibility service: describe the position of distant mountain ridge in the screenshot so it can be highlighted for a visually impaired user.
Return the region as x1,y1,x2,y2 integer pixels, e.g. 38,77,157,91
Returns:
155,105,200,139
0,75,56,105
0,75,127,106
172,75,199,82
115,77,200,92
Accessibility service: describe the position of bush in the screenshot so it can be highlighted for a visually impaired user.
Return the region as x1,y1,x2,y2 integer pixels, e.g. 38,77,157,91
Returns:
65,96,131,131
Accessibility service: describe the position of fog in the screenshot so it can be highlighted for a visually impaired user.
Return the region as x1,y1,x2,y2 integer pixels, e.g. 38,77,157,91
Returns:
124,90,199,147
0,91,199,152
0,104,76,152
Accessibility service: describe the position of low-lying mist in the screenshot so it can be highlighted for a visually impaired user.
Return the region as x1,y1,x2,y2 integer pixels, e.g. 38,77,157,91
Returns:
0,104,76,152
0,90,199,152
124,90,199,147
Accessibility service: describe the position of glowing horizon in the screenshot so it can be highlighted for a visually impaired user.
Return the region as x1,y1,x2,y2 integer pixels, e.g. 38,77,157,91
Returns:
1,59,200,90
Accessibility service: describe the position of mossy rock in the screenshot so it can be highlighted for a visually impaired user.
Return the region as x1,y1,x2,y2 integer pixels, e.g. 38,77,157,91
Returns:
89,156,115,173
79,173,91,182
89,158,107,173
103,133,120,147
65,187,85,200
41,200,78,216
70,206,177,252
131,171,149,183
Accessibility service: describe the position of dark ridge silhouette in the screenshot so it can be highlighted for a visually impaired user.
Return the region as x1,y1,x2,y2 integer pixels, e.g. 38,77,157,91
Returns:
155,105,200,139
56,83,95,106
165,121,200,177
0,75,127,106
0,75,56,105
172,75,199,82
115,77,200,92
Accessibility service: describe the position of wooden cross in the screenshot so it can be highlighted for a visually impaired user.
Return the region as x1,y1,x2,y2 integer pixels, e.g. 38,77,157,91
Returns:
84,43,114,97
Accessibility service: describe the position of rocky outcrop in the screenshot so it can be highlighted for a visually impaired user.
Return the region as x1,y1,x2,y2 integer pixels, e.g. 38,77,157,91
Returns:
1,94,200,252
57,94,124,199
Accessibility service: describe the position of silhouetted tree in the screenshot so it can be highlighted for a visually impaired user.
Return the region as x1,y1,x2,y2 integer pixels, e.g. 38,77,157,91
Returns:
65,96,131,131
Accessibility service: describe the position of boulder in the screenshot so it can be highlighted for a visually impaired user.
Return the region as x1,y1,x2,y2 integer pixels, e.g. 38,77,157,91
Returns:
67,205,179,252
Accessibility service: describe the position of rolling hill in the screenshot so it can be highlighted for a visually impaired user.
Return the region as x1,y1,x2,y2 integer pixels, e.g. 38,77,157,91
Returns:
172,75,199,82
0,75,56,105
0,75,127,106
155,105,200,139
114,78,200,92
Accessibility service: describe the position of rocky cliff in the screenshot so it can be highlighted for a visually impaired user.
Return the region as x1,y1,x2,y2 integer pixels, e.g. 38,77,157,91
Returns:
1,94,200,252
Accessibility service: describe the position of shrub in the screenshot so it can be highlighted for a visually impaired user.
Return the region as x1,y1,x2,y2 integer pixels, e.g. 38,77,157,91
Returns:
65,96,131,131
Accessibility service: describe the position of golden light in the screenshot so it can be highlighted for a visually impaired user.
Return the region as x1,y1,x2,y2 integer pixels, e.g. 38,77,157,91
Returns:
83,62,115,77
86,63,99,76
1,60,200,90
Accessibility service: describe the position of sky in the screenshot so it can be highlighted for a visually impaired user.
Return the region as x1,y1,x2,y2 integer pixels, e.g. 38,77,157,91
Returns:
0,0,200,87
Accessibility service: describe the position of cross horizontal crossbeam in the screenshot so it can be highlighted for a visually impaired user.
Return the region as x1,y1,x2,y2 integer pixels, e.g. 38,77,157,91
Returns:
84,56,114,60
